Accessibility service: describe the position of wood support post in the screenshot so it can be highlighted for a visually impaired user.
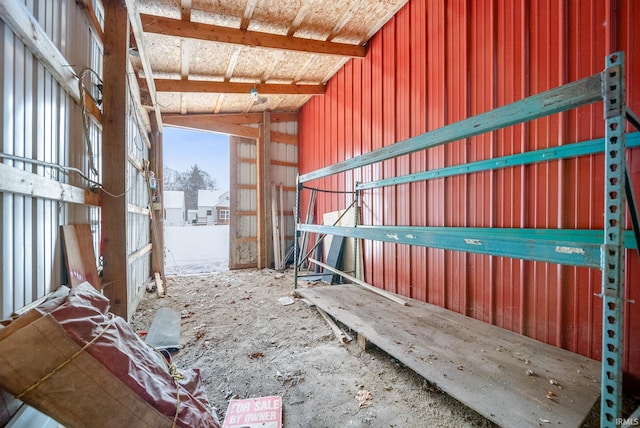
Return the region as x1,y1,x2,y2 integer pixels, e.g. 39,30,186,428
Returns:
256,112,272,268
149,114,165,279
102,0,129,319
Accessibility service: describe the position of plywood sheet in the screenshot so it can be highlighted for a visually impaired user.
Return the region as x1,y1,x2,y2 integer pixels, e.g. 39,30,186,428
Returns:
61,224,100,289
296,284,600,428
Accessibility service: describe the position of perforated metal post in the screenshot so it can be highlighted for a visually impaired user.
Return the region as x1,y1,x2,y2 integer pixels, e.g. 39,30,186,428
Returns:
293,175,301,288
601,51,626,427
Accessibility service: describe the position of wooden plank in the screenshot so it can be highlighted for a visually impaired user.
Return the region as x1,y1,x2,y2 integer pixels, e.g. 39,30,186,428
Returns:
279,183,286,269
126,60,153,147
140,13,366,57
271,112,298,123
127,203,150,215
317,308,352,343
155,79,325,95
61,225,101,289
229,136,241,270
166,112,263,125
128,243,152,265
271,183,281,271
155,272,165,298
257,112,272,269
309,257,407,305
162,114,260,138
0,163,100,206
180,0,191,21
77,0,105,45
271,160,297,167
236,184,257,190
83,91,103,125
149,113,165,278
271,131,298,145
0,0,80,102
124,0,163,131
297,285,601,428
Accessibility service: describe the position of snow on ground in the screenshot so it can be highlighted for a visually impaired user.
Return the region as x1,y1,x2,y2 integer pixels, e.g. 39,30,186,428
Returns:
164,225,229,274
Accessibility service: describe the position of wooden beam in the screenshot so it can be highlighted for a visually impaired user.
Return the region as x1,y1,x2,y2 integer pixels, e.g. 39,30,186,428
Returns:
180,0,191,21
257,112,272,268
180,38,190,114
124,1,163,132
77,0,105,45
126,60,152,148
236,237,258,243
0,163,100,206
271,112,298,123
149,113,165,279
180,39,190,78
240,0,258,30
287,1,313,37
271,131,297,145
326,0,366,42
83,92,103,125
163,114,260,138
271,160,297,168
102,0,130,319
0,0,80,102
128,243,153,264
169,112,263,125
236,184,257,190
155,79,325,95
271,183,281,271
140,14,366,58
309,258,408,306
155,272,166,297
225,47,241,81
237,157,257,164
128,203,150,215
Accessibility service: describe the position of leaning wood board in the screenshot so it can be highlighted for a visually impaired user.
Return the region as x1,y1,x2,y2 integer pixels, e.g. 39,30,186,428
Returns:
296,284,600,428
61,224,101,289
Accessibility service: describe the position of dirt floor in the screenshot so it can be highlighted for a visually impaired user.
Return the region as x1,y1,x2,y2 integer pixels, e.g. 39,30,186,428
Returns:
129,268,613,427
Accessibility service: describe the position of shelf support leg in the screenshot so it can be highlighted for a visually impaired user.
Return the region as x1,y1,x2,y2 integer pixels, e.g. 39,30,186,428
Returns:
601,51,626,427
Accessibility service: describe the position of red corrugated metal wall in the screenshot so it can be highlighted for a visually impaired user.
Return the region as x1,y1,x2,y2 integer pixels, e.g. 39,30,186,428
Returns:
298,0,640,390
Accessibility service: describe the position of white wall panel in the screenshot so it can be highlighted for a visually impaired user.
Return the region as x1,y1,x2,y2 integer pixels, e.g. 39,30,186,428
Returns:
0,1,102,317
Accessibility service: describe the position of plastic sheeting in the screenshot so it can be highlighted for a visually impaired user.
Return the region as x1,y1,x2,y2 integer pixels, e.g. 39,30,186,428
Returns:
0,282,220,428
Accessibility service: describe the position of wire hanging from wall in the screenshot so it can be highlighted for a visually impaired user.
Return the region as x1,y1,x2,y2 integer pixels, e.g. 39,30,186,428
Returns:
78,68,102,177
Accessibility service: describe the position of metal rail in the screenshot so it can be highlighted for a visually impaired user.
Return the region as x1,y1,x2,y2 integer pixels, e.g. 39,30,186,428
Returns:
294,52,633,427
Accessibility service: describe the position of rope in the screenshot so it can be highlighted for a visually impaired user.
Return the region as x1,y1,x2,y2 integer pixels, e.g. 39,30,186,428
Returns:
18,314,185,427
16,313,116,400
147,344,184,428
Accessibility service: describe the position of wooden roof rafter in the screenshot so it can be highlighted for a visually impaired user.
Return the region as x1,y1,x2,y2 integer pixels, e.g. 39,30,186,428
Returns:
125,0,163,131
155,79,325,95
139,13,367,58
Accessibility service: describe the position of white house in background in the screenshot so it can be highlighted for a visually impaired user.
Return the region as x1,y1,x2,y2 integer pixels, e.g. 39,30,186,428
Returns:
164,191,185,226
197,190,230,225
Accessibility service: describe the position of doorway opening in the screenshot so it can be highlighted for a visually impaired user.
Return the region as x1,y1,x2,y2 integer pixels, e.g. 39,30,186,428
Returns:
162,126,230,274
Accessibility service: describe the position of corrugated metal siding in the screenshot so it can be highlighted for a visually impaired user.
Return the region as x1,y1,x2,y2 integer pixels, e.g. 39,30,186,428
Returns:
270,120,298,253
230,136,258,267
0,0,100,318
126,89,152,302
298,0,640,389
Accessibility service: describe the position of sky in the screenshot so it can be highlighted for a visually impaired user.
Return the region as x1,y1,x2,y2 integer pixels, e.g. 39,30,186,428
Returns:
162,126,230,191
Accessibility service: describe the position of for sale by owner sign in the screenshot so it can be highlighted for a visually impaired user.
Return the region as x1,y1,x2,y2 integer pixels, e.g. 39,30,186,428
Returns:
222,395,282,428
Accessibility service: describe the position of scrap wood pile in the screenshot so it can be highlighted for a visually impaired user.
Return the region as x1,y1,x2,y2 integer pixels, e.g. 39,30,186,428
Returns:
0,282,220,428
